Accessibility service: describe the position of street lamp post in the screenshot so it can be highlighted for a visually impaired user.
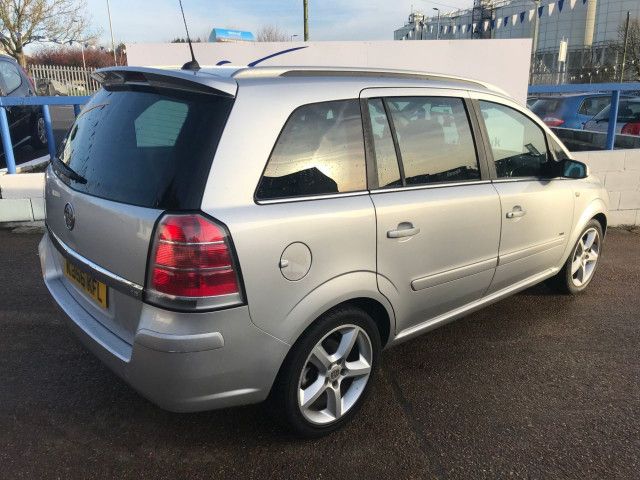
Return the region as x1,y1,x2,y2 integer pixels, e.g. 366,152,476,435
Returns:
303,0,309,41
433,8,441,40
291,34,299,41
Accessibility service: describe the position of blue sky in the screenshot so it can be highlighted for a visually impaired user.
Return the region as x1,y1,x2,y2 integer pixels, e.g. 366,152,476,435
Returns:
85,0,471,44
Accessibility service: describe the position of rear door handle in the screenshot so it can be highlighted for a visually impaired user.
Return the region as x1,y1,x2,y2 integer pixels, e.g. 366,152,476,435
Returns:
506,206,526,219
387,222,420,238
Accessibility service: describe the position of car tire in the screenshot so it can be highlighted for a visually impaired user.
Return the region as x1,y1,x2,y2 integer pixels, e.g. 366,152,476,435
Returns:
30,113,47,149
273,305,381,438
546,219,603,294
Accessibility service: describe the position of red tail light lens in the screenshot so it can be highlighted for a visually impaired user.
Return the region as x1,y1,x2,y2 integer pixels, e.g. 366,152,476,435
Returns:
621,122,640,136
543,117,565,127
146,214,243,311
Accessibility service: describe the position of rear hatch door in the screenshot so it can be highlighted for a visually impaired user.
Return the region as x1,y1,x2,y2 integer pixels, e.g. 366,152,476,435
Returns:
45,68,235,343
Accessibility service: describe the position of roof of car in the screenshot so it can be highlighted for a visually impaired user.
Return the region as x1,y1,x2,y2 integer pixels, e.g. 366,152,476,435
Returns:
96,65,510,99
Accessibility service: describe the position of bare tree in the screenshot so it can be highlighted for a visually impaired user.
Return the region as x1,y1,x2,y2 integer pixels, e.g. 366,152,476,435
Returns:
0,0,94,67
255,25,288,42
610,16,640,81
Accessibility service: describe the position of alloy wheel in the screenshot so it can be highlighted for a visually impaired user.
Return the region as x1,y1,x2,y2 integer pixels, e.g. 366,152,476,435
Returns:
571,227,600,287
297,324,373,425
37,117,47,145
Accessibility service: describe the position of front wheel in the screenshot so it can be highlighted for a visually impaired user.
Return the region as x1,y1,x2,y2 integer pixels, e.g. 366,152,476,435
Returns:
547,219,603,294
274,306,381,438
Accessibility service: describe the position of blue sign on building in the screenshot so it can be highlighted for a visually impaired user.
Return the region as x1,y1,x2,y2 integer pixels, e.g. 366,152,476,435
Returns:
209,28,255,43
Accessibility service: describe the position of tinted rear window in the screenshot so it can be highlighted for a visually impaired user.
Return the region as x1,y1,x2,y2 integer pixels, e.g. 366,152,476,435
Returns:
54,86,233,209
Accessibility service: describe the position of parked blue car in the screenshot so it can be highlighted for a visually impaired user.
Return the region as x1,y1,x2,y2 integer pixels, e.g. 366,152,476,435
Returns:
530,93,617,129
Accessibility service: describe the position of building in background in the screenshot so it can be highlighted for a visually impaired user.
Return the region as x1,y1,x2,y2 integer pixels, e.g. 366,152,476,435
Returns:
394,0,640,84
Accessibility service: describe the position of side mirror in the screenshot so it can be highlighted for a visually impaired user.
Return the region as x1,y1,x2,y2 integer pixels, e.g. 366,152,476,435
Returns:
561,158,589,179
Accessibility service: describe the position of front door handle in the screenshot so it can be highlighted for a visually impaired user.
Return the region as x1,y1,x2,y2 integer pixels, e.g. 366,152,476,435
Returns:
506,206,526,219
387,222,420,238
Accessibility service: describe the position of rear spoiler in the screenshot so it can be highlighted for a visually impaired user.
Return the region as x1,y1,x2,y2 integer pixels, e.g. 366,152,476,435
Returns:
92,66,237,97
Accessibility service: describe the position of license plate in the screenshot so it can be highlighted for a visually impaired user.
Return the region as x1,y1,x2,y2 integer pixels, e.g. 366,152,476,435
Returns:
64,259,108,309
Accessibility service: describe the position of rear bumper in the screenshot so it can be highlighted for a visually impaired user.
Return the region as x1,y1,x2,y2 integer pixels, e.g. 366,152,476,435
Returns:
39,233,290,412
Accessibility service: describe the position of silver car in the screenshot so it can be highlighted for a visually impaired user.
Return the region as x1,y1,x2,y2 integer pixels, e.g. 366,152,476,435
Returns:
39,66,609,437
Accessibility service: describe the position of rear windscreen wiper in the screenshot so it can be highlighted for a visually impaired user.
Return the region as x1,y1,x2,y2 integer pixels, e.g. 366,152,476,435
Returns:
51,155,87,184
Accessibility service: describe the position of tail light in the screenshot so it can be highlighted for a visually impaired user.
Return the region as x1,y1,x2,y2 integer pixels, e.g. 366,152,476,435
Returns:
145,213,244,311
621,122,640,136
543,117,565,127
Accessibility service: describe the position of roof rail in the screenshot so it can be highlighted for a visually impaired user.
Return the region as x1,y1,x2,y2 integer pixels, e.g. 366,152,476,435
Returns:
232,66,509,97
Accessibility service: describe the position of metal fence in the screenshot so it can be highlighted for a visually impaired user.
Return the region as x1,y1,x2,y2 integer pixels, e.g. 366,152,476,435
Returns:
28,64,100,96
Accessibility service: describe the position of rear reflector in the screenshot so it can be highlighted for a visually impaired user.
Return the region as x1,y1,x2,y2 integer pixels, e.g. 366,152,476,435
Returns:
146,213,243,311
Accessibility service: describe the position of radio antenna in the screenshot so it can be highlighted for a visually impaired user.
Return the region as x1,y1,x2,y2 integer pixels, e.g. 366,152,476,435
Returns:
178,0,200,71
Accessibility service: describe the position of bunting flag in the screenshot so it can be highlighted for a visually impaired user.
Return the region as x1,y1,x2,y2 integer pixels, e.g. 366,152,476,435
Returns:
421,0,590,38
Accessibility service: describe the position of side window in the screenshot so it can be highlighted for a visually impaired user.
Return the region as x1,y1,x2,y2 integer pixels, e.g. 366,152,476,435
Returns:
578,97,609,117
385,96,480,185
0,61,22,93
479,101,550,179
366,99,401,188
256,99,366,200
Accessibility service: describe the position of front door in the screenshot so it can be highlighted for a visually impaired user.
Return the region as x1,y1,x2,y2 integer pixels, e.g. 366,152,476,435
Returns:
361,88,501,335
474,97,574,293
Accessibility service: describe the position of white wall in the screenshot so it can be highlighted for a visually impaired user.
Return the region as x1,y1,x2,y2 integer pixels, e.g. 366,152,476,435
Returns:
573,149,640,226
125,39,532,104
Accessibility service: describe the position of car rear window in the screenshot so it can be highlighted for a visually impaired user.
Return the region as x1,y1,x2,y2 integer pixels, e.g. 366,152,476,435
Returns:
54,85,234,209
531,98,561,116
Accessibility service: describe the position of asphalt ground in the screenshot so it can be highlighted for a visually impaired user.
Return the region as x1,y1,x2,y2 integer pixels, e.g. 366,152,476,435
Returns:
0,106,75,169
0,228,638,479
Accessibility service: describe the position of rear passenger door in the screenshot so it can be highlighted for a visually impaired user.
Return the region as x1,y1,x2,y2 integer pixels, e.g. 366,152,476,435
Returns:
472,95,574,294
361,88,501,334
